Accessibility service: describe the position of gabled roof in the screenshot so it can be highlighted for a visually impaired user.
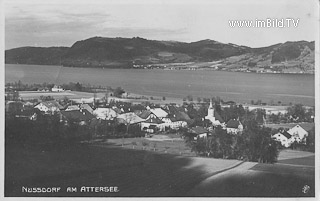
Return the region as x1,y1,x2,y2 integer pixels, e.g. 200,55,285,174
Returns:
190,126,208,135
61,109,95,121
93,108,117,119
135,110,152,119
65,105,80,111
214,111,225,123
226,119,242,128
80,104,93,114
36,101,64,110
117,112,145,124
150,108,168,118
287,124,308,135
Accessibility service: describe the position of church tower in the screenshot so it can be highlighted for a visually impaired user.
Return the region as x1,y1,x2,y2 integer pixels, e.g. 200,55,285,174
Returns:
205,99,215,122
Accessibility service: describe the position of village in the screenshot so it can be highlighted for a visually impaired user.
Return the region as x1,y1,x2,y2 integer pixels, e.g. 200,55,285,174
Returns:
5,83,315,151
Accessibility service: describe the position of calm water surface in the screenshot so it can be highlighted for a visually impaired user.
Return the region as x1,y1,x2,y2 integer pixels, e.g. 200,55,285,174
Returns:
5,64,315,106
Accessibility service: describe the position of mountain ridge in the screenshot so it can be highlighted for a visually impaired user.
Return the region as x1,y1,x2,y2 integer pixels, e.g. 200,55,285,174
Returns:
5,37,315,73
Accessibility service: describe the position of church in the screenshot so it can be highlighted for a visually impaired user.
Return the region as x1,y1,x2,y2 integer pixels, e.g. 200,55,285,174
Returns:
205,100,225,126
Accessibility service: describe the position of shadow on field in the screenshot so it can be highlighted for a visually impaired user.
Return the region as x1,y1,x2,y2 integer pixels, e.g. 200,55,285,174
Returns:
189,162,315,197
6,142,315,197
5,143,212,197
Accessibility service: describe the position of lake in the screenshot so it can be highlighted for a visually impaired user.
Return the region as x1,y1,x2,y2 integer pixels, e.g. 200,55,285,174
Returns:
5,64,315,106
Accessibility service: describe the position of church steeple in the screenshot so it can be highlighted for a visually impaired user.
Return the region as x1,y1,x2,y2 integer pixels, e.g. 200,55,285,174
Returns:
207,99,214,117
209,99,213,109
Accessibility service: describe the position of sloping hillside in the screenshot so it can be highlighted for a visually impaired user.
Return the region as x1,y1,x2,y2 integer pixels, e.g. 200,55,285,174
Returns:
5,37,315,73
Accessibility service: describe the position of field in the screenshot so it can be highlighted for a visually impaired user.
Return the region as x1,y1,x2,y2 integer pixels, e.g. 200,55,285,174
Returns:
190,149,315,197
5,132,315,197
264,123,315,131
5,138,241,197
19,90,183,105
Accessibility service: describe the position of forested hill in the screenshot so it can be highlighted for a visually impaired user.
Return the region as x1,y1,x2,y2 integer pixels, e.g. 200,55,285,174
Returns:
5,37,315,72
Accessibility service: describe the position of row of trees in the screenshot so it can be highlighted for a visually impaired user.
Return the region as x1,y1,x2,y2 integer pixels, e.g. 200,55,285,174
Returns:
185,121,279,163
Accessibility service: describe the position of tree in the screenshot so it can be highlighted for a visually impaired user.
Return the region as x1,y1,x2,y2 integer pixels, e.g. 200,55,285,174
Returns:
114,87,125,98
142,141,149,150
306,127,315,152
287,104,306,122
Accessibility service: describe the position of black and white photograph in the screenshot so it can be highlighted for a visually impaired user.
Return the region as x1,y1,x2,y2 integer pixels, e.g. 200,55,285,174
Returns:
2,0,319,199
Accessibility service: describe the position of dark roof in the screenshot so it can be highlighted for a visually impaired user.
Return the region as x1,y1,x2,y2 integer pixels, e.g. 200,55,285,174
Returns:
281,130,292,139
227,119,241,128
135,110,152,119
61,109,95,121
190,126,208,134
214,111,225,123
169,111,191,122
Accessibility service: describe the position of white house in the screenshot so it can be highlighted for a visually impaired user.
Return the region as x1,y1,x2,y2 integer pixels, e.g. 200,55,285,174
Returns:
34,101,63,114
51,85,64,92
272,131,294,147
93,108,118,120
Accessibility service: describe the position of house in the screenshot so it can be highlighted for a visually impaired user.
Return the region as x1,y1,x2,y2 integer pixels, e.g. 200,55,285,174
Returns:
287,125,308,144
117,112,145,125
205,100,225,126
34,101,64,114
141,117,164,133
51,85,64,92
60,109,95,125
162,116,188,130
93,108,118,120
272,130,294,147
189,126,209,140
226,119,243,134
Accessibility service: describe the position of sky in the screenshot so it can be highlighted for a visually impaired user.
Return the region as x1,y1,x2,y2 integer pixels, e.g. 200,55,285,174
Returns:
4,0,319,49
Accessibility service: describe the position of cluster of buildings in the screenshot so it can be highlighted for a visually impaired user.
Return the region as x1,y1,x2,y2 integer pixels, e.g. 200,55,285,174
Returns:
272,125,309,147
7,97,245,139
6,94,310,148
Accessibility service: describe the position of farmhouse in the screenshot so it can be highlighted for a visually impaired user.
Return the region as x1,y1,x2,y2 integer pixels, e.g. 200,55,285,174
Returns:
140,117,164,133
34,101,64,114
189,126,210,140
226,119,243,134
272,130,294,147
60,109,95,125
287,125,308,143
